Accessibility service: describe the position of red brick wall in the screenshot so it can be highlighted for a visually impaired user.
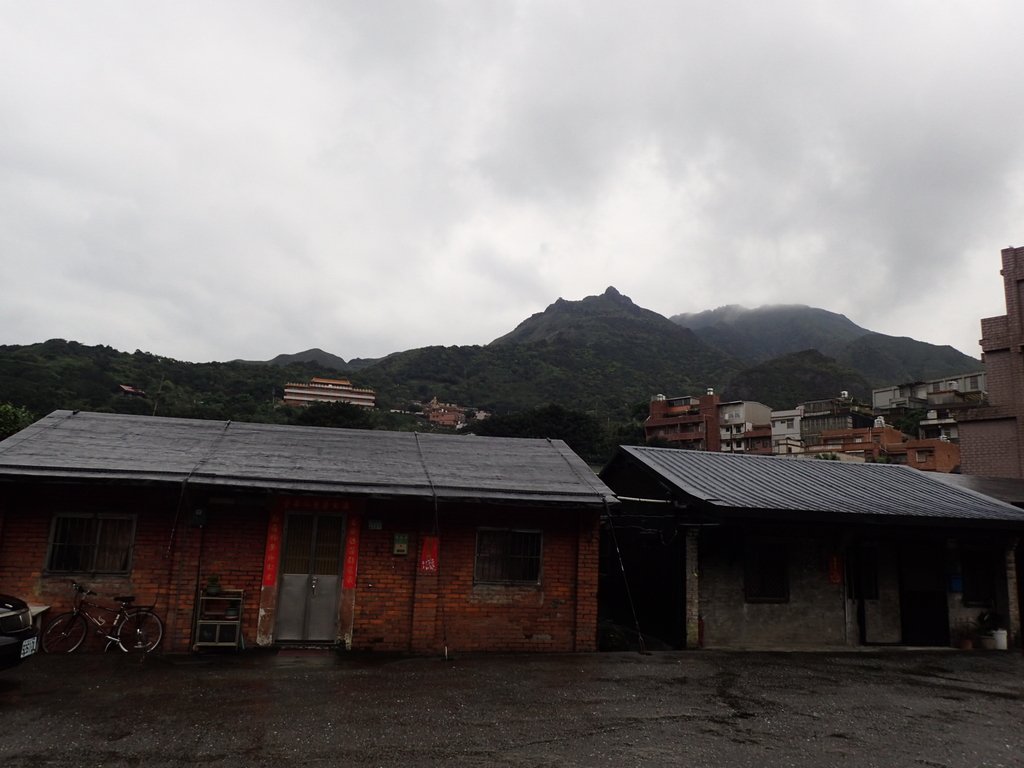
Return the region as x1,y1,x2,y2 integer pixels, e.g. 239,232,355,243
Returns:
960,246,1024,478
1,485,601,655
0,484,183,650
960,418,1022,478
184,504,268,652
0,484,269,653
349,504,420,652
349,503,600,654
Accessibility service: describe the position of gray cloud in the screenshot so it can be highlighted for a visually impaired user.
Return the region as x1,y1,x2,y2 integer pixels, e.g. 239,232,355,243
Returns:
1,1,1021,364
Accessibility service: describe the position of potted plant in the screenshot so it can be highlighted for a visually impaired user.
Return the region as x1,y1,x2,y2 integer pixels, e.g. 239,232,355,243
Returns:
952,618,976,650
205,574,222,597
976,610,1007,650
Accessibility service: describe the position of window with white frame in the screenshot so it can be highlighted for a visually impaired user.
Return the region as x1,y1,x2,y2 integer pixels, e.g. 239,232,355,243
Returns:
46,514,136,574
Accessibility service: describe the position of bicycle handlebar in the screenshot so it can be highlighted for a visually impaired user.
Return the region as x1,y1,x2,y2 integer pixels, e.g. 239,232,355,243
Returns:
71,581,97,596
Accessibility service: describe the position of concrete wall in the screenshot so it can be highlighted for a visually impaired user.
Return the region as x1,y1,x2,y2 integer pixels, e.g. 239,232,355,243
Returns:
696,525,1020,649
699,527,849,648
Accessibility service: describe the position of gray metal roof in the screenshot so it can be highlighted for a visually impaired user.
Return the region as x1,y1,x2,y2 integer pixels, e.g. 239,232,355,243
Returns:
608,446,1024,523
0,411,617,507
930,472,1024,507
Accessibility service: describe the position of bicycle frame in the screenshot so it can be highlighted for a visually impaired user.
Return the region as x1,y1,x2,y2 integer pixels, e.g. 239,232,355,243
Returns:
71,597,132,649
42,582,164,655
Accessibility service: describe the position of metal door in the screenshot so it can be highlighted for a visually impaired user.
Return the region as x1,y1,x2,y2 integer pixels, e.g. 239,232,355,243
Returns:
849,542,902,644
275,514,345,642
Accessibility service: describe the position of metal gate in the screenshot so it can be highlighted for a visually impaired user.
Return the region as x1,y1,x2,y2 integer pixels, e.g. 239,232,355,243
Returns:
275,514,346,643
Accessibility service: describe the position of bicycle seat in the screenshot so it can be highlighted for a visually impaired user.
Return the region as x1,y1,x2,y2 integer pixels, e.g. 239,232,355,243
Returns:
114,595,136,603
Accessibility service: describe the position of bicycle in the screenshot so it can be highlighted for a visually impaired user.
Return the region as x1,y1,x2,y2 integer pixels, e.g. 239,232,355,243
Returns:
42,581,164,654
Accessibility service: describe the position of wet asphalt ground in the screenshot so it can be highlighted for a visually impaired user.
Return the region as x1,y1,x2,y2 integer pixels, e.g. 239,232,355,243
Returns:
1,648,1022,767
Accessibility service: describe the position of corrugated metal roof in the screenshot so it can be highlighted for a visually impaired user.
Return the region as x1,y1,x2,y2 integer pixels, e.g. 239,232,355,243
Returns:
610,446,1024,522
0,411,616,507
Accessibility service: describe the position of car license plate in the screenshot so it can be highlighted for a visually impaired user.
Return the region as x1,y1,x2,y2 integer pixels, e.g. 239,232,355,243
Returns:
20,636,37,658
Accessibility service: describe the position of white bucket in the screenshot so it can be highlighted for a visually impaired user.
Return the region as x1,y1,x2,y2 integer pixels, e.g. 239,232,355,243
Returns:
993,629,1008,650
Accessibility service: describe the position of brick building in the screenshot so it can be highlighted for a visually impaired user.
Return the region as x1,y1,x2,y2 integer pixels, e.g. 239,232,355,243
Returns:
805,423,961,472
422,397,468,429
600,448,1024,650
0,411,614,655
960,246,1024,477
644,391,772,454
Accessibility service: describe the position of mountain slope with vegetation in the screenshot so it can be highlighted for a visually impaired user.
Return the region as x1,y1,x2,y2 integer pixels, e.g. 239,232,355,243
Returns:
672,304,981,387
724,350,873,409
0,292,985,449
671,304,870,363
359,288,739,417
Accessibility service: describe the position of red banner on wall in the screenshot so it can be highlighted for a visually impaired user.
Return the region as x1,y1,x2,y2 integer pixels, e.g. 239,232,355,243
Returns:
419,535,439,574
261,509,284,588
828,554,843,585
342,515,362,589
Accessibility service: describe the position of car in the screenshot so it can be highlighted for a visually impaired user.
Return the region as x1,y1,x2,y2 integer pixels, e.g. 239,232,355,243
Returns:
0,593,38,670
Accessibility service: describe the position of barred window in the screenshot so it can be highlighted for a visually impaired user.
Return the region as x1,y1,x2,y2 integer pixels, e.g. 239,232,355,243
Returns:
46,514,136,574
474,529,542,584
744,539,789,603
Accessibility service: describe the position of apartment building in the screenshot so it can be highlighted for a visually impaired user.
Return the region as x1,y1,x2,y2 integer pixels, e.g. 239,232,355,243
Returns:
872,373,986,442
771,407,804,455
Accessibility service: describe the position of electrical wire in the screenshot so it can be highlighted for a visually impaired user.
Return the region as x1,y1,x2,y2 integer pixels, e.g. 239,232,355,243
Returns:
604,500,649,655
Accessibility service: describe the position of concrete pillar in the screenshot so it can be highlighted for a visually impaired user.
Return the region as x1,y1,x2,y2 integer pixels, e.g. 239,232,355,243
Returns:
685,527,700,648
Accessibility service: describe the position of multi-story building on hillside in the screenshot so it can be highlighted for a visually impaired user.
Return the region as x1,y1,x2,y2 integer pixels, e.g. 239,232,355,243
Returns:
282,377,376,408
645,391,773,454
803,421,960,472
645,391,721,451
770,407,804,454
718,400,773,454
872,373,986,442
959,246,1024,477
799,394,876,448
422,397,468,429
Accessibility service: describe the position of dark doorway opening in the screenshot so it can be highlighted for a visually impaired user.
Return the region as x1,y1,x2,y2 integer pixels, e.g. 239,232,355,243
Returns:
599,516,685,650
899,541,950,646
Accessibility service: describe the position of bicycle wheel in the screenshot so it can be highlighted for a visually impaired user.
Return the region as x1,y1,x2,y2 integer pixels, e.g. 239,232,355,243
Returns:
116,609,164,653
42,612,88,653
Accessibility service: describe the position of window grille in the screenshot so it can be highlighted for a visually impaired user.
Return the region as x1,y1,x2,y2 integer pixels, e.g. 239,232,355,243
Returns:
46,514,135,574
475,529,542,584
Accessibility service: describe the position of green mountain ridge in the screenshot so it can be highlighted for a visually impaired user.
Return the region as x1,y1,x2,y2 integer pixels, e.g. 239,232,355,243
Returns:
0,291,983,427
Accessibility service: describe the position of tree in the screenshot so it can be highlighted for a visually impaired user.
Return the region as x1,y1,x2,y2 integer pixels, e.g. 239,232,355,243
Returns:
292,402,377,430
0,403,35,440
466,404,608,464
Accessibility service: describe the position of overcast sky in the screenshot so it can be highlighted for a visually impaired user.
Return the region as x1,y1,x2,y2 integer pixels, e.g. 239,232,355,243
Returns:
2,2,1021,363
